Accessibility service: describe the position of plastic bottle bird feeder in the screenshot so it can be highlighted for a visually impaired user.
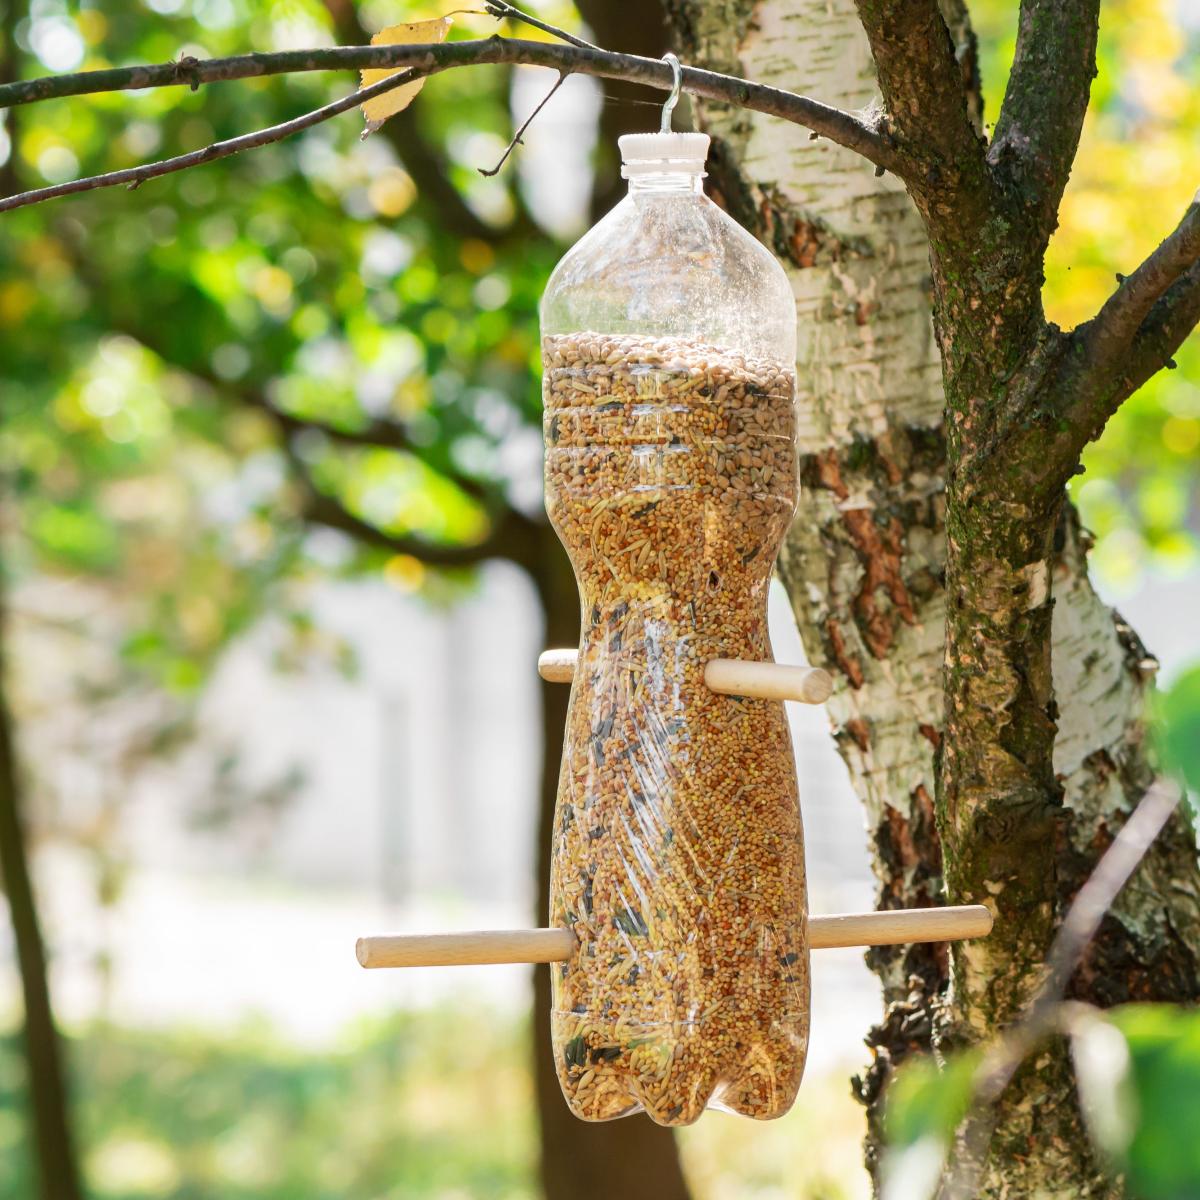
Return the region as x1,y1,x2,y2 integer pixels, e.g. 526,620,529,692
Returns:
356,64,992,1126
537,127,815,1125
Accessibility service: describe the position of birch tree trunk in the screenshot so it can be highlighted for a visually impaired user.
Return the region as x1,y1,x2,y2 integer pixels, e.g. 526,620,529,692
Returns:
666,0,1200,1193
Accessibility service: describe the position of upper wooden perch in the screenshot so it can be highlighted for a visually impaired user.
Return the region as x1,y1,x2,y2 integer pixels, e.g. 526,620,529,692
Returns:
538,650,834,705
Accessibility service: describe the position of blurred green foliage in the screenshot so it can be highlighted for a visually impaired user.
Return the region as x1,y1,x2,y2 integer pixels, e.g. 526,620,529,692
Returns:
884,999,1200,1200
0,1008,873,1200
2,0,1193,650
882,998,1200,1200
1076,1004,1200,1200
1,0,1193,714
2,4,1198,1198
0,1010,539,1200
0,0,572,869
1153,663,1200,796
1,0,563,687
881,1047,980,1153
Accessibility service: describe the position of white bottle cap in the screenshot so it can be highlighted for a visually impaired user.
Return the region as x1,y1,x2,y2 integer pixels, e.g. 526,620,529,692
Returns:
618,132,710,178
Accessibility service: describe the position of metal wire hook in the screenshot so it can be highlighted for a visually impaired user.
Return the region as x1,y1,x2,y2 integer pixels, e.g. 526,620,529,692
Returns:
660,53,682,133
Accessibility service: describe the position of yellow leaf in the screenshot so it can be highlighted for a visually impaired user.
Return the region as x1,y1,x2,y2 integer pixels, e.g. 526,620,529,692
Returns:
360,17,452,137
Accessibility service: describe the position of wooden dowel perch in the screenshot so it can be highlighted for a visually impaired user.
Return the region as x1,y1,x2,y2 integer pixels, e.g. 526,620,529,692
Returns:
356,905,993,968
537,649,834,705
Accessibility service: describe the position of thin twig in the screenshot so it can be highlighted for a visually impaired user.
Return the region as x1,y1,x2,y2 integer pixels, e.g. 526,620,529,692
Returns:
0,38,900,179
1037,781,1182,1013
483,0,598,50
0,67,422,214
941,780,1183,1199
479,70,565,176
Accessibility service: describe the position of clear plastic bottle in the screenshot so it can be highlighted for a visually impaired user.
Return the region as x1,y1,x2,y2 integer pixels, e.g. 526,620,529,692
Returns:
541,132,808,1125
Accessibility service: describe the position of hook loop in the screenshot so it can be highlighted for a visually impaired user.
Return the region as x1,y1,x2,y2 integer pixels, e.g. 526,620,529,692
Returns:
660,53,682,133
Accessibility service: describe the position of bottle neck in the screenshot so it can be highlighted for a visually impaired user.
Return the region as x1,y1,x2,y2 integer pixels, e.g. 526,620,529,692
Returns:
626,171,704,195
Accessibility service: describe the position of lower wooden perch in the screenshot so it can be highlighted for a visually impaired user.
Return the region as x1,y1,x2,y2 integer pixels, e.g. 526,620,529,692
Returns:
356,905,993,968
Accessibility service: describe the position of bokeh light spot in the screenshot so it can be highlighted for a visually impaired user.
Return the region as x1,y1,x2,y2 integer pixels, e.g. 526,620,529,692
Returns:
384,553,426,593
367,167,417,218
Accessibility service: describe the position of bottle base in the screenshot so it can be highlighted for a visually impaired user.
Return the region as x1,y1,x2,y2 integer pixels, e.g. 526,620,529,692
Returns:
554,1018,808,1125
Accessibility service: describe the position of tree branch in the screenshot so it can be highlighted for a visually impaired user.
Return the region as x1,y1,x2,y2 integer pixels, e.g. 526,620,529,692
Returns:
483,0,598,50
1115,260,1200,393
296,471,539,570
1059,195,1200,449
479,70,565,177
960,195,1200,502
1082,195,1200,366
271,403,538,573
852,0,987,205
247,395,493,506
1073,260,1200,432
0,37,900,183
205,359,537,567
989,0,1099,249
0,65,429,213
57,237,507,524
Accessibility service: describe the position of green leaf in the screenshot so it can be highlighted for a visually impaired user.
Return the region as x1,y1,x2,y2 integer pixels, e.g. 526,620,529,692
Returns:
27,501,121,572
880,1049,984,1200
1153,666,1200,795
884,1048,982,1149
1075,1005,1200,1200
